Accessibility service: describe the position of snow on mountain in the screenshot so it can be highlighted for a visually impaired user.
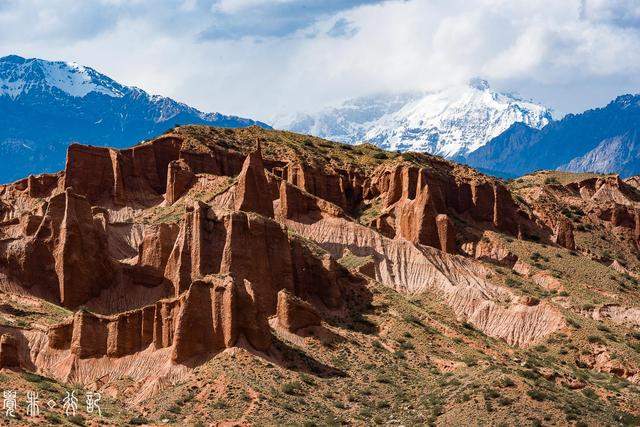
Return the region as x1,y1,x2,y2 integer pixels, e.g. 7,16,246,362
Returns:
276,79,552,158
0,55,126,99
272,92,422,144
0,54,269,183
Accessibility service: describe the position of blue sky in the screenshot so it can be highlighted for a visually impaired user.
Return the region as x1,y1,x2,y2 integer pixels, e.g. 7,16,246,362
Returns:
1,0,640,121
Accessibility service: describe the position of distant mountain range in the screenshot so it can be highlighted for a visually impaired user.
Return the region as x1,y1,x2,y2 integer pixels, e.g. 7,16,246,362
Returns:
0,55,268,183
274,78,553,158
465,94,640,178
3,54,640,182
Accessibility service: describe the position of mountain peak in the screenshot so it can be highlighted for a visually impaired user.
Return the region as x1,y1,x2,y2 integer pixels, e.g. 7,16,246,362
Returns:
468,77,490,91
0,54,269,183
277,82,552,158
0,55,126,99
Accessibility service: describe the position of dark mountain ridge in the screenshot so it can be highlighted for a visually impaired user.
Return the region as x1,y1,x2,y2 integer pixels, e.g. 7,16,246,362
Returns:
0,55,268,183
465,94,640,177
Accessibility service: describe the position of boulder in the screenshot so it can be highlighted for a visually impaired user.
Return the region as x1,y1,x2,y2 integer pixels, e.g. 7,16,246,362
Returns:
276,289,321,332
0,334,19,368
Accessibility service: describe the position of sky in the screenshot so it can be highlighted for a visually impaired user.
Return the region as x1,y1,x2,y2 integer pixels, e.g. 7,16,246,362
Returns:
1,0,640,121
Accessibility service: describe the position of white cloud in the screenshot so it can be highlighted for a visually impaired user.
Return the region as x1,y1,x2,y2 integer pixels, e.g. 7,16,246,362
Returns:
213,0,295,14
1,0,639,120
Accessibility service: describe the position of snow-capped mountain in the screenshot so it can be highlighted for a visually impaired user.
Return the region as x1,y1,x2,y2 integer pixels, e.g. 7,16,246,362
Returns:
466,94,640,178
273,92,423,145
0,55,268,183
275,79,552,158
0,55,126,99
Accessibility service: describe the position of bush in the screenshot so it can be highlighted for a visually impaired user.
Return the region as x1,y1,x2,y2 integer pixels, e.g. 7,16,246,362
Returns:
506,278,522,288
544,177,560,185
68,415,86,426
281,381,302,395
587,335,605,345
582,388,598,400
373,152,388,160
527,389,547,401
377,400,391,409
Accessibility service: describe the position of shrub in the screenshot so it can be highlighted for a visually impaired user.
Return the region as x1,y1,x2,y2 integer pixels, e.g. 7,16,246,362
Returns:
373,152,388,160
544,177,560,185
68,415,86,426
377,400,391,409
587,335,605,345
372,340,384,350
527,389,547,401
506,278,522,288
281,381,302,395
582,388,598,400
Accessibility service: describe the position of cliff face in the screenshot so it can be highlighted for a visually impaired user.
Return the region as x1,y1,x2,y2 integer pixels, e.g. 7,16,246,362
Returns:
3,125,639,412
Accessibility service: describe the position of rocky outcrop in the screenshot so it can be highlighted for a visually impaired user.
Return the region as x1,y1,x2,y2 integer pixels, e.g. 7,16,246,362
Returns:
436,214,456,254
373,163,532,252
553,217,576,250
47,320,74,350
465,235,518,267
284,163,350,211
172,276,271,363
286,216,565,347
0,334,19,368
164,202,345,316
278,180,346,221
276,289,321,332
234,145,274,218
64,138,181,206
55,190,115,307
135,223,179,286
165,159,195,205
3,188,115,308
52,275,271,362
396,183,439,248
27,173,61,198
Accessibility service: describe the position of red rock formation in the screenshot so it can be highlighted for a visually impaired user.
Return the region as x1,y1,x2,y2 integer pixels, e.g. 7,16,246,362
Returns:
0,334,19,368
554,217,576,250
55,190,115,308
436,214,456,254
47,320,74,350
27,173,61,198
54,275,271,362
372,162,533,252
165,159,194,205
396,184,439,248
635,209,640,246
278,180,345,221
276,289,321,332
234,145,274,218
64,138,181,205
136,223,179,286
3,189,115,308
285,163,349,210
19,213,42,236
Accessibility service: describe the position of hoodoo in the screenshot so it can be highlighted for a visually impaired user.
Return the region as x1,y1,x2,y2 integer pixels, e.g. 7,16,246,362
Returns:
1,126,639,424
